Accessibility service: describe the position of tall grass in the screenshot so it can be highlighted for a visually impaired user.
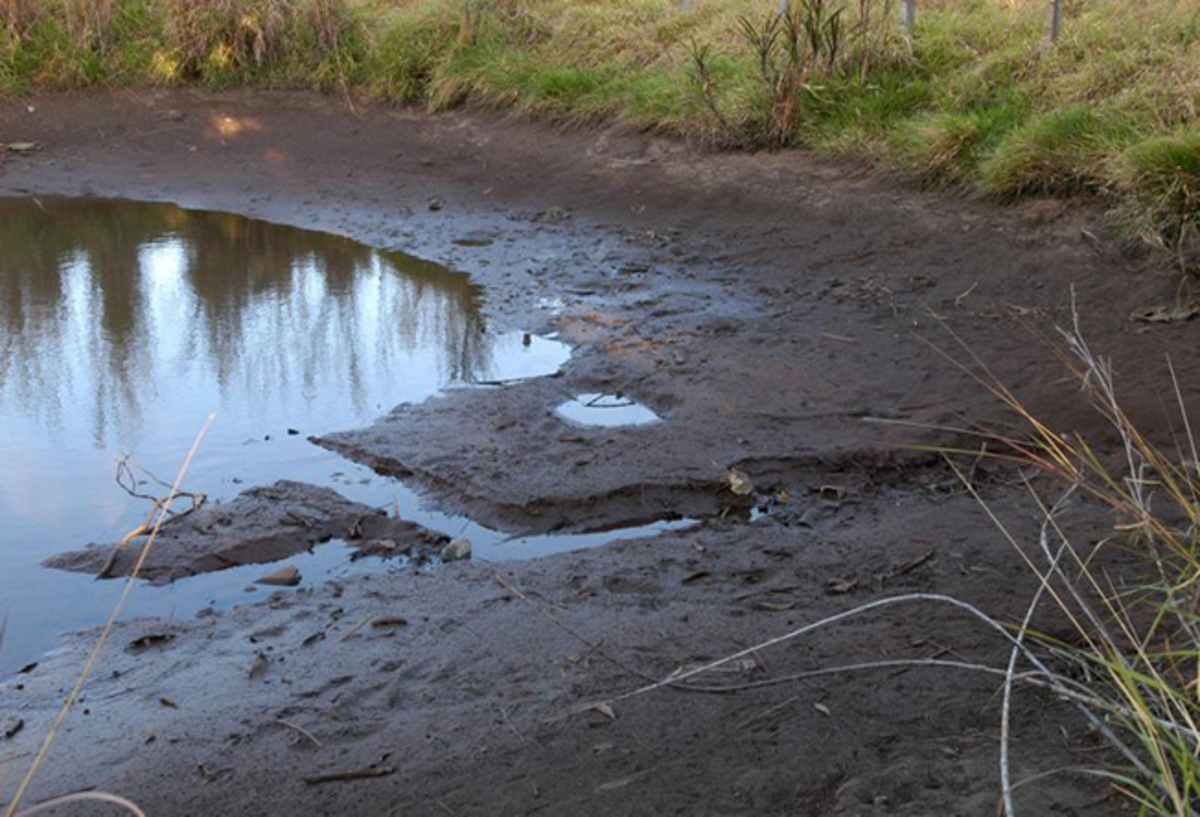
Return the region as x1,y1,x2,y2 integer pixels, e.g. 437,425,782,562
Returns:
926,308,1200,814
2,0,1199,254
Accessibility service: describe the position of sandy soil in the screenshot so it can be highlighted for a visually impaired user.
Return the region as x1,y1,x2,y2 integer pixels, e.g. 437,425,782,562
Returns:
1,88,1191,815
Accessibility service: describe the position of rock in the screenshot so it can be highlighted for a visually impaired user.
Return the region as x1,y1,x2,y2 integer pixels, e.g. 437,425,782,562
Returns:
440,538,472,563
428,196,444,211
255,565,301,587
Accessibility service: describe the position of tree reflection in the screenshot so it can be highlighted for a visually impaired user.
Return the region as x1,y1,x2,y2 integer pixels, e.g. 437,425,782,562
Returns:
0,197,489,444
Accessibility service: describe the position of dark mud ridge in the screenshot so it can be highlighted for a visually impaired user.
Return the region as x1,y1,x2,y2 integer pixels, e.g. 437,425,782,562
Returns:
46,481,449,583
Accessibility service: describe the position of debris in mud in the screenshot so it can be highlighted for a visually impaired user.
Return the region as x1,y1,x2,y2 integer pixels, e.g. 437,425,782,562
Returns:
3,717,24,739
45,481,450,582
534,206,572,222
248,653,269,679
726,468,754,496
370,616,408,629
303,764,397,785
256,565,302,587
440,537,472,562
427,196,444,211
2,142,38,154
554,394,659,428
1130,303,1200,323
128,633,176,653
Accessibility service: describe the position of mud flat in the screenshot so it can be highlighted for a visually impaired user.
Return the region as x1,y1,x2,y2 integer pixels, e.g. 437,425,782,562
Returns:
0,89,1184,814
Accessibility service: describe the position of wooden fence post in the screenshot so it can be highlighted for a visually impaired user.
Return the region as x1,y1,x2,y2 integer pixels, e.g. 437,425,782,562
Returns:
900,0,917,32
1044,0,1062,43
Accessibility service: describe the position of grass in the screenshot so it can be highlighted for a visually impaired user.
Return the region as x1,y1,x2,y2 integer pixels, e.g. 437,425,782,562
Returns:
925,310,1200,815
3,0,1200,251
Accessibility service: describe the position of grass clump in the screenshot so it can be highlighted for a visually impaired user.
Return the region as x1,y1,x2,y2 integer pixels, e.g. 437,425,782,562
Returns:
1118,132,1200,258
980,105,1141,196
937,318,1200,815
889,106,1024,187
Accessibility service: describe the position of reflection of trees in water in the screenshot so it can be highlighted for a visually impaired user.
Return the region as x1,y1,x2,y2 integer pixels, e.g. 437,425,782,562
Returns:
0,197,489,441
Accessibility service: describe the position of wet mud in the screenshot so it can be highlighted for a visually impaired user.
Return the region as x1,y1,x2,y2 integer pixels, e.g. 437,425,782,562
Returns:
0,89,1184,814
45,481,449,582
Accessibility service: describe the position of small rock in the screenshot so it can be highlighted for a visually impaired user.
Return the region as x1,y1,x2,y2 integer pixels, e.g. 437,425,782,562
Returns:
440,538,472,563
428,196,444,211
256,565,301,587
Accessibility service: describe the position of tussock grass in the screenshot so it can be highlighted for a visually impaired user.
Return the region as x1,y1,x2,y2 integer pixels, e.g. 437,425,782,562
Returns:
2,0,1200,253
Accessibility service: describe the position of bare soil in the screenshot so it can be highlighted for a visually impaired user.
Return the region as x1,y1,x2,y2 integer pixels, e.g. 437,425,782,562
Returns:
2,88,1192,815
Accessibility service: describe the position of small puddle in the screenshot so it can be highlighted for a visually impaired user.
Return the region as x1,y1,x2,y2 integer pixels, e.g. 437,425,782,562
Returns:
0,197,684,675
555,393,660,427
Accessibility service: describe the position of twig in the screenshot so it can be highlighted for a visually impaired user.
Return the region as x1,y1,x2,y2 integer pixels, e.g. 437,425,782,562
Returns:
303,765,395,785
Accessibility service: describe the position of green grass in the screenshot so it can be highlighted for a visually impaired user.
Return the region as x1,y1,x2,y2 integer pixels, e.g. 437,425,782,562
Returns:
3,0,1200,253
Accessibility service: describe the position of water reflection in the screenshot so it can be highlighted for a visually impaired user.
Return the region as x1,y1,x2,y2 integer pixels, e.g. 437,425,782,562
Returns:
0,197,489,445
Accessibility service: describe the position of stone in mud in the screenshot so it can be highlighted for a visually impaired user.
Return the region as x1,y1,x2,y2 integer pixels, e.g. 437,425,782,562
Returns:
256,565,301,587
440,538,472,562
45,481,451,583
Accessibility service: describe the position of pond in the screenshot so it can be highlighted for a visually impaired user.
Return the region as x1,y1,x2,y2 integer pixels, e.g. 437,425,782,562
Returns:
0,198,687,675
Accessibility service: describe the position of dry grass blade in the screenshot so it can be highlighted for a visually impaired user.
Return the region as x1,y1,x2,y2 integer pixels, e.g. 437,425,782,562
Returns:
14,791,146,817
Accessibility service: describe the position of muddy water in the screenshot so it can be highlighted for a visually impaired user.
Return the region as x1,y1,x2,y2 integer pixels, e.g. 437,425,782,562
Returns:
0,198,687,674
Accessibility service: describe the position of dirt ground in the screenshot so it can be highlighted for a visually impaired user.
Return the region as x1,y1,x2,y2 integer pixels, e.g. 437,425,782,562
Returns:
2,89,1195,815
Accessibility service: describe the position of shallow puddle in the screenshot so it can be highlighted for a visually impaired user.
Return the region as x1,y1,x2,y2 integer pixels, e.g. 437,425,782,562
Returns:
0,197,683,674
555,393,660,427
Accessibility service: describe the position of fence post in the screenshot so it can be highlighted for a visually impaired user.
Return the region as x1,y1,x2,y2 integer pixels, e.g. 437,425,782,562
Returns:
778,0,790,16
899,0,916,32
1044,0,1062,43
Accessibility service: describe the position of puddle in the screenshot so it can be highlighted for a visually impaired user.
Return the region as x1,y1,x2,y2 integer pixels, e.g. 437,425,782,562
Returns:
555,393,660,427
0,197,683,675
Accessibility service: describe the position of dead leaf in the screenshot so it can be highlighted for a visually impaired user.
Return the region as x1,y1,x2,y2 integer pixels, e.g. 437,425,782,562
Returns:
681,570,712,585
570,701,616,720
256,565,301,586
813,702,831,717
3,142,38,154
159,696,179,709
1131,304,1200,324
726,468,754,496
824,577,858,595
248,653,268,679
753,599,797,612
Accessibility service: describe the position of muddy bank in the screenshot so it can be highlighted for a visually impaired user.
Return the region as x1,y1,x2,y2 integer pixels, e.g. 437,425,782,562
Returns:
0,89,1178,814
46,481,450,582
3,487,1127,816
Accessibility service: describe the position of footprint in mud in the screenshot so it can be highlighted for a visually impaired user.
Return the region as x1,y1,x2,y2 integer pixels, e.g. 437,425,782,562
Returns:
602,574,661,595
